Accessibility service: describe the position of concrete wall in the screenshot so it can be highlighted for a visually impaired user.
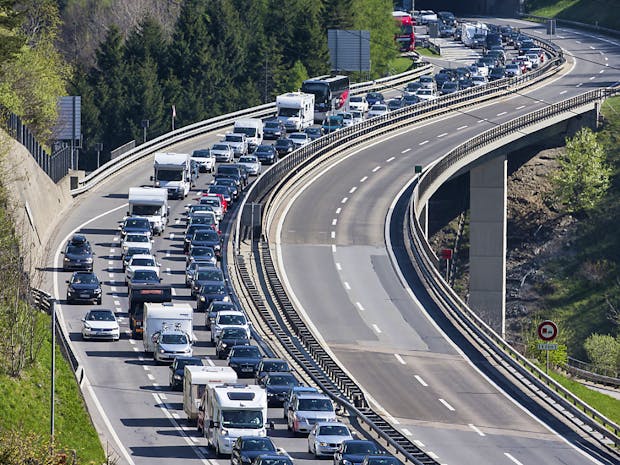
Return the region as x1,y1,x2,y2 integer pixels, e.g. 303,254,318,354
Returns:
0,130,74,270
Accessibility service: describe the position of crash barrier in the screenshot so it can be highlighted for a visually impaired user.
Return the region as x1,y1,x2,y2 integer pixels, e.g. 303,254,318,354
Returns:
408,87,620,448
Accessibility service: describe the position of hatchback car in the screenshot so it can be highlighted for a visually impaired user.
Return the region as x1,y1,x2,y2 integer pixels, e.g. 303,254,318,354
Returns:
206,185,233,206
489,66,506,81
274,138,295,157
254,145,278,164
62,235,94,271
228,345,263,377
333,440,381,465
190,266,224,298
66,271,102,304
81,309,120,341
211,143,235,163
262,372,299,405
120,216,152,239
308,422,353,458
186,245,217,267
238,155,261,176
440,81,460,95
198,196,224,221
215,327,250,359
191,149,216,173
256,358,291,384
184,224,215,253
196,283,229,312
130,268,161,285
169,355,203,390
263,120,287,139
189,229,221,260
282,386,318,420
231,436,278,465
153,329,193,363
122,246,151,270
205,300,239,329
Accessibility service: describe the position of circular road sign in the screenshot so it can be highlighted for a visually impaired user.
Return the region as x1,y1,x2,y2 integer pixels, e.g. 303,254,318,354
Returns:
537,320,558,341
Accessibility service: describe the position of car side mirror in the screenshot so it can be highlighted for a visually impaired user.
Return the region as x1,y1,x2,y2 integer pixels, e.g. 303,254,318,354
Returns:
150,176,154,181
60,251,65,254
81,317,86,322
65,280,69,284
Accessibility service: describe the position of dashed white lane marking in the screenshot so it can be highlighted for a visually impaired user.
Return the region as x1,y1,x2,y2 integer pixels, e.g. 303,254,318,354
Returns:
114,300,120,306
401,148,411,153
336,207,342,214
560,90,567,94
143,366,150,371
110,273,115,278
477,119,485,123
205,357,215,367
341,197,348,204
171,288,177,296
108,260,113,265
166,267,171,275
152,383,159,388
349,186,357,194
147,374,155,381
419,140,429,145
413,440,425,448
133,347,139,352
129,339,135,345
331,231,336,239
331,244,337,253
605,56,609,61
139,356,144,361
372,166,381,172
504,453,525,465
589,76,596,80
111,286,117,292
457,125,468,130
110,249,116,254
590,45,596,49
516,105,525,110
113,237,119,242
175,218,181,225
394,354,406,365
576,82,583,87
335,263,342,271
359,176,368,183
437,132,448,138
576,40,582,44
372,324,382,334
414,375,428,387
497,111,507,116
171,412,180,419
343,282,351,290
166,250,170,257
469,424,486,436
401,428,412,436
159,393,167,400
427,452,439,460
386,156,395,162
439,398,455,411
169,233,175,240
599,69,605,73
332,218,338,226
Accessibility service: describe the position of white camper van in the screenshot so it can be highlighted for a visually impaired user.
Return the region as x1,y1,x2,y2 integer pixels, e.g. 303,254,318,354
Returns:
233,119,264,152
276,92,315,132
152,152,193,199
184,366,237,422
127,187,169,235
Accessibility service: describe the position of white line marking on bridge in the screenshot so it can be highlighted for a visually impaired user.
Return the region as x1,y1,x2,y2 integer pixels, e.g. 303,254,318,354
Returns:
171,288,177,296
113,237,119,242
372,166,381,172
129,339,135,345
469,424,486,436
427,452,439,460
401,428,412,436
341,197,348,204
139,356,144,361
576,82,583,87
515,105,525,110
344,282,351,290
111,286,117,292
497,111,507,116
560,90,567,94
413,440,425,448
401,148,411,153
457,125,468,130
386,156,395,162
590,45,596,49
159,393,167,400
336,207,342,214
332,218,337,226
175,218,180,225
110,248,116,253
108,260,113,265
356,302,364,311
437,132,448,138
147,374,155,381
331,231,336,239
394,354,406,365
600,69,605,73
143,366,150,371
419,140,429,145
166,267,171,275
372,324,382,334
349,186,357,193
133,347,139,352
439,398,455,411
110,273,115,278
336,263,342,271
589,76,596,80
114,300,120,306
331,244,337,253
504,453,525,465
166,250,170,257
414,375,428,387
359,176,368,182
576,40,582,44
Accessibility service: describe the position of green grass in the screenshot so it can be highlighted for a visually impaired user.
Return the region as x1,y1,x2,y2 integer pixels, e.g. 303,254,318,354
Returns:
0,317,106,464
390,56,415,74
415,47,440,57
526,0,620,30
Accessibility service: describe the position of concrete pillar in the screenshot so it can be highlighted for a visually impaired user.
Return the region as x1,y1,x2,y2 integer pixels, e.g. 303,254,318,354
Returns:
468,155,507,337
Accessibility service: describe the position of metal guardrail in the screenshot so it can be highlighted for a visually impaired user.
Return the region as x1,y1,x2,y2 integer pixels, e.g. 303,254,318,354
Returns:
407,87,620,449
521,13,620,39
71,65,433,197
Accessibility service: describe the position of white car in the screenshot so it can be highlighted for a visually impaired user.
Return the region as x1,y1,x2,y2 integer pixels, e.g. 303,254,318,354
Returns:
415,88,437,101
121,232,153,257
472,75,488,86
308,422,353,458
348,95,368,113
289,132,311,148
367,104,389,119
350,110,365,125
198,195,224,220
210,310,251,343
418,75,436,90
221,133,248,157
516,55,533,71
191,149,216,173
125,254,160,284
211,143,235,163
81,309,120,341
237,155,261,176
526,52,540,68
473,62,489,77
336,112,355,127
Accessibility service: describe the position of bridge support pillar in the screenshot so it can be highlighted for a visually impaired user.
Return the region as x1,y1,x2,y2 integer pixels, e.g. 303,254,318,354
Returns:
468,155,506,337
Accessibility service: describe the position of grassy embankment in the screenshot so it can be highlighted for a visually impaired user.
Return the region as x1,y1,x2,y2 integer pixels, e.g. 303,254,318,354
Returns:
526,0,620,30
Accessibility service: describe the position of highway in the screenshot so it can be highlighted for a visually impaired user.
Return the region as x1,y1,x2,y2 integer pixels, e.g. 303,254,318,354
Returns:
40,17,620,465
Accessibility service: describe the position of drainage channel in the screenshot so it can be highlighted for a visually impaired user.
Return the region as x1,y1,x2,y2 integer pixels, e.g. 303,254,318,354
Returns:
234,240,440,465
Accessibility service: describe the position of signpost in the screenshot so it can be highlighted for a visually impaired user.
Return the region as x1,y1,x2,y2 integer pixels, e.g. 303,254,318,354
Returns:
537,320,558,374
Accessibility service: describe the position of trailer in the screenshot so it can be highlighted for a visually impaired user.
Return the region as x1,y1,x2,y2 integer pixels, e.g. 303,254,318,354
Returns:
127,187,169,235
185,366,237,422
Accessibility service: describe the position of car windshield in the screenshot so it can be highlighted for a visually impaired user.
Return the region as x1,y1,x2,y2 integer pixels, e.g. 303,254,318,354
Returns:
276,140,292,147
192,150,210,158
194,231,218,241
264,361,288,371
126,247,150,257
239,157,255,163
86,311,115,321
200,199,221,208
203,284,225,294
126,234,149,243
197,270,222,281
176,358,202,369
256,146,272,153
213,144,230,151
221,410,263,428
222,328,247,338
350,96,363,102
73,273,98,284
133,270,158,280
231,347,260,357
67,245,89,254
241,438,275,451
189,205,212,213
290,134,305,140
298,398,333,411
265,121,280,128
319,425,349,436
266,375,297,386
225,135,243,142
191,247,214,257
344,443,378,454
161,333,188,344
131,258,155,267
219,314,246,325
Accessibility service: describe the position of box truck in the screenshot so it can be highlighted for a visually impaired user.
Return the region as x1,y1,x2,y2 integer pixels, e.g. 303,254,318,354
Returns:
128,284,172,339
233,119,264,152
185,366,237,423
127,187,169,235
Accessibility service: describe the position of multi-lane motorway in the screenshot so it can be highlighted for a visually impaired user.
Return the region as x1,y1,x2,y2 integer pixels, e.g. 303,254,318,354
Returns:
42,17,619,465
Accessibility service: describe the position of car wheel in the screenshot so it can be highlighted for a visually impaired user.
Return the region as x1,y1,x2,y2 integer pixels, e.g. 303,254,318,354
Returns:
215,444,223,459
97,298,102,305
287,420,292,432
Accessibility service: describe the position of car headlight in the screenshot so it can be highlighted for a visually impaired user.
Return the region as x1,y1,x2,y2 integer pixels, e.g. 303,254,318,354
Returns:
94,288,102,294
200,296,205,302
83,323,91,329
221,343,227,348
184,347,191,353
173,374,182,380
319,442,328,447
159,349,165,353
85,258,93,263
64,257,70,262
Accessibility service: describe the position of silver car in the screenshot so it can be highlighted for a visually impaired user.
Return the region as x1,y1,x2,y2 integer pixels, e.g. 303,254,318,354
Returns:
238,155,261,176
308,422,353,457
211,143,234,163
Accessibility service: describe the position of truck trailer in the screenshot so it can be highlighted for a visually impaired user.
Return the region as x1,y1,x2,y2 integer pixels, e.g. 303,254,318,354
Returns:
185,366,237,423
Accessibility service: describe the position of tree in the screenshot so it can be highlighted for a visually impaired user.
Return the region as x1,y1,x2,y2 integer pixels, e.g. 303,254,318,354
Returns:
352,0,398,77
584,333,620,375
0,0,25,63
550,127,611,214
278,59,309,94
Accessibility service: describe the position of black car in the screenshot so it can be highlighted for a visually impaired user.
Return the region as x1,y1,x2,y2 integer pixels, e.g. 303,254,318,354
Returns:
187,212,218,231
304,126,324,141
184,224,213,253
215,327,250,359
120,216,151,238
274,138,295,157
263,120,287,139
189,229,221,260
387,98,403,111
440,81,460,95
402,94,419,106
186,245,217,267
207,185,233,205
489,66,506,81
252,455,293,465
404,82,422,94
66,271,102,304
217,164,247,187
62,237,94,271
168,356,203,390
256,358,291,384
231,436,278,465
214,178,239,200
130,269,161,285
205,300,239,329
228,345,263,377
190,266,224,298
434,69,456,87
334,440,382,465
361,455,401,465
365,92,384,105
196,283,229,312
255,145,278,165
261,372,299,405
123,246,151,270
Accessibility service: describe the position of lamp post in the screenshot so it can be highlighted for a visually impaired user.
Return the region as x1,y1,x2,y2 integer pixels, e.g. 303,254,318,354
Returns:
141,119,150,143
94,142,103,169
50,299,56,444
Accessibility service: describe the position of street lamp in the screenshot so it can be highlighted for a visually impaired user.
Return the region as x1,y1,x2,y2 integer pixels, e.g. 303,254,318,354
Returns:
141,119,150,143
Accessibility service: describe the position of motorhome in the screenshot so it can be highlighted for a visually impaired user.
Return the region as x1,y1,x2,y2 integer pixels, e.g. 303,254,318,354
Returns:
202,383,268,456
127,284,172,339
152,152,193,199
127,187,169,235
142,302,193,353
461,22,488,48
185,366,237,423
275,92,315,132
233,119,264,152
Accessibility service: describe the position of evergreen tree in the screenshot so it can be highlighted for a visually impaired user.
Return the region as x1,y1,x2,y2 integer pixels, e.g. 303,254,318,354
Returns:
0,0,25,63
352,0,397,77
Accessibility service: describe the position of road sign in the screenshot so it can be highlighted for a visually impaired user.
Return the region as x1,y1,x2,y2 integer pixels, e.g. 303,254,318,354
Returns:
537,343,558,350
537,320,558,341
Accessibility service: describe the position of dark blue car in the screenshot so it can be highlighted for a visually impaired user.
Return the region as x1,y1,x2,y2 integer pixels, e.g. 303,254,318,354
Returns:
334,440,382,465
227,345,263,377
66,271,102,304
261,372,299,405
